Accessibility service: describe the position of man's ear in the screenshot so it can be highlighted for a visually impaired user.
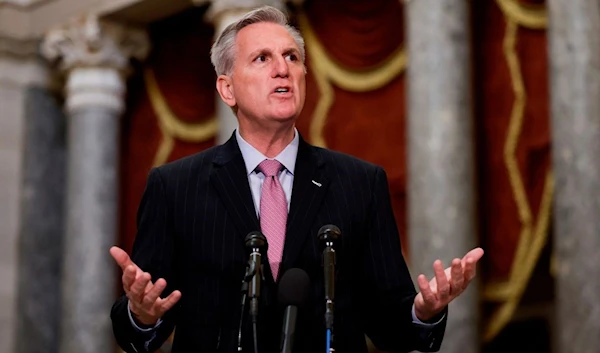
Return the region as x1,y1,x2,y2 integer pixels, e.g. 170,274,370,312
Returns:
216,75,236,107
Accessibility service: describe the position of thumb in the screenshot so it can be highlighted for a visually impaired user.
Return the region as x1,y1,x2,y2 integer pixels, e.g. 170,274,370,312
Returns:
110,246,137,272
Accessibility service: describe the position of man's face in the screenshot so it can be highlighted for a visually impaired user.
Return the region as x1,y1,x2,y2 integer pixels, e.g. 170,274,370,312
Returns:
222,22,306,126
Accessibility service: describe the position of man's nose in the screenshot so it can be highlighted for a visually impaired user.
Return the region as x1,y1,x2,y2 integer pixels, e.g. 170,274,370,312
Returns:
272,56,289,78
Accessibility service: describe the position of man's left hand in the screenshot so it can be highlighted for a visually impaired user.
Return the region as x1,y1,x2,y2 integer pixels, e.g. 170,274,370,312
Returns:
414,247,484,322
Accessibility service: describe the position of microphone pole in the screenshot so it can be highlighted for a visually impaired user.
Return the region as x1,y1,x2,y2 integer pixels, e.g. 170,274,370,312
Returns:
237,260,256,352
245,231,267,353
318,225,341,353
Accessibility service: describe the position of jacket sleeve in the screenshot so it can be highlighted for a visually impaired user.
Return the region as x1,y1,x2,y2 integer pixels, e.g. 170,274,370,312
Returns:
361,167,447,352
110,167,180,353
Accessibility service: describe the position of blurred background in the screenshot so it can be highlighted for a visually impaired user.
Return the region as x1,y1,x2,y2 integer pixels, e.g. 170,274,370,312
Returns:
1,0,598,352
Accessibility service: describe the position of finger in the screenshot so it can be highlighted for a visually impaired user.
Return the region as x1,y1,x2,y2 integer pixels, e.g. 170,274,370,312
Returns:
129,272,152,303
122,265,138,290
144,280,154,294
141,278,167,308
450,258,464,295
462,247,484,266
434,260,450,301
417,275,436,305
157,290,182,315
110,246,138,272
463,257,477,284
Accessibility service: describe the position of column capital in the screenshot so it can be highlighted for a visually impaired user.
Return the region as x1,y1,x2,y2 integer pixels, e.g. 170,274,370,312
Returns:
40,14,149,73
40,14,149,114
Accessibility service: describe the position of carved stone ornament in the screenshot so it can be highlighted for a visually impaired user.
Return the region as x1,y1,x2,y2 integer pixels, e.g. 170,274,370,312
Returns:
41,14,150,73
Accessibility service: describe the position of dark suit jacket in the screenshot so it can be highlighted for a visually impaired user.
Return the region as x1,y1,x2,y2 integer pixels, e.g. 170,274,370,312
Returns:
111,133,446,353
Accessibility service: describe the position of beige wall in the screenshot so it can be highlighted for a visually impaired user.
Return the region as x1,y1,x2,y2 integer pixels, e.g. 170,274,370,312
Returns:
0,71,23,353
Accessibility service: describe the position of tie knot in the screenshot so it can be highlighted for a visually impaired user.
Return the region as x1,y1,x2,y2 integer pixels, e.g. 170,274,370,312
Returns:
258,159,283,177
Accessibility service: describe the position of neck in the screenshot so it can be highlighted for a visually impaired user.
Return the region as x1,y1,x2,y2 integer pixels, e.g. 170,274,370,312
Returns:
238,121,295,158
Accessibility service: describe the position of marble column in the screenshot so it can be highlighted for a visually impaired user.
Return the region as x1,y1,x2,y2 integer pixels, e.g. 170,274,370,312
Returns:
0,35,52,353
548,1,600,352
405,1,478,353
16,84,67,353
205,0,285,144
41,15,149,353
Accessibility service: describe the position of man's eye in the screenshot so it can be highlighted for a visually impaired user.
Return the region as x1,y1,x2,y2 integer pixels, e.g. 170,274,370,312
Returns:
286,54,298,61
256,55,267,62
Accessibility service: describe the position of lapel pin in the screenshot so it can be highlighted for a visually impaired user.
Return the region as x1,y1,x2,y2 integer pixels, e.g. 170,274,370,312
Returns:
311,180,322,187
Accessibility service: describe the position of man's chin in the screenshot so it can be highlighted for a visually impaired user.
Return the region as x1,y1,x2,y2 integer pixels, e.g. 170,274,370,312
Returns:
271,111,300,122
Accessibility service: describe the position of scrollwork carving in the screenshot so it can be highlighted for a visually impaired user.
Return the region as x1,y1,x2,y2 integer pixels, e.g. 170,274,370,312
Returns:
41,14,149,72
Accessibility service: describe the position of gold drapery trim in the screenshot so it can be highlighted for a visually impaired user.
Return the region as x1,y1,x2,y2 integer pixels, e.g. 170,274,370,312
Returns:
483,2,552,342
496,0,547,29
300,13,407,92
298,11,407,147
309,61,335,149
484,174,554,341
503,19,532,297
144,67,217,166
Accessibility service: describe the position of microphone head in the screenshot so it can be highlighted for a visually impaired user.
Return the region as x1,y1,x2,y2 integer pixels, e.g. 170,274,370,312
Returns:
245,231,267,249
278,268,311,307
317,224,341,242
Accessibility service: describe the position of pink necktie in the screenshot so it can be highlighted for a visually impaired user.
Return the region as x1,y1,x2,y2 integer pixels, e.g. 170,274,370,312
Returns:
258,159,288,280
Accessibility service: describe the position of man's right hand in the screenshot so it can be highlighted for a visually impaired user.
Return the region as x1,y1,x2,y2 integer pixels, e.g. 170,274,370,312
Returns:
110,246,182,326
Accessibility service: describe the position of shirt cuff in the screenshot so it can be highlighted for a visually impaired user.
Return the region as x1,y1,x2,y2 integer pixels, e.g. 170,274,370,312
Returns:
127,300,163,332
411,304,445,326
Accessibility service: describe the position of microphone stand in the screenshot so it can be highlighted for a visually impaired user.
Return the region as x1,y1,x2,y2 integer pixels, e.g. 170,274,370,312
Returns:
238,261,256,352
318,225,341,353
249,252,264,353
244,232,267,353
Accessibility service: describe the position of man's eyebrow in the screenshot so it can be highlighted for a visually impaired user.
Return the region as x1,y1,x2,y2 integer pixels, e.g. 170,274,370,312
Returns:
248,48,272,59
282,47,300,56
248,47,299,59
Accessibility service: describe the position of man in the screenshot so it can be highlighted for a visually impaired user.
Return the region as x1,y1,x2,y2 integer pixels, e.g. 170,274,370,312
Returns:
110,6,484,353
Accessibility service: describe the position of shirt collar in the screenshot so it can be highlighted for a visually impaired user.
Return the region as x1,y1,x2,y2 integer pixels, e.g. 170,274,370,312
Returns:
236,128,299,176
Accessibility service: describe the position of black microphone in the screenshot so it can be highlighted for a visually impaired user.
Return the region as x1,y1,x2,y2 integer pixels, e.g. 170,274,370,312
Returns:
245,231,267,319
318,224,340,331
278,268,310,353
245,231,267,353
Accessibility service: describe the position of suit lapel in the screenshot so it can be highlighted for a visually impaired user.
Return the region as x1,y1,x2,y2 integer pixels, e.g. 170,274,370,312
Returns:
281,137,329,274
210,134,260,243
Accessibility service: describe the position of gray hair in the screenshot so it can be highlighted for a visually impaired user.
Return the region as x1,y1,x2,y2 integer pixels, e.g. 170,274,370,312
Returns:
210,6,306,77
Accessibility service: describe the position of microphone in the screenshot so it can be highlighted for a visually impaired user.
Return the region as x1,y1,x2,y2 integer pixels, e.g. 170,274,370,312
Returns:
318,224,340,330
245,231,267,353
318,224,340,353
245,231,267,319
278,268,310,353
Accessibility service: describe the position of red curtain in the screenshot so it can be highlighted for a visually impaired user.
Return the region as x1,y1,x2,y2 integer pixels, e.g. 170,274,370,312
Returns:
473,0,551,283
295,0,409,249
119,7,217,253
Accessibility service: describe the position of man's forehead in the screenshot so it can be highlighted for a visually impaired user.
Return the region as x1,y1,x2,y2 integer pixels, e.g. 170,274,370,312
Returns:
236,22,298,51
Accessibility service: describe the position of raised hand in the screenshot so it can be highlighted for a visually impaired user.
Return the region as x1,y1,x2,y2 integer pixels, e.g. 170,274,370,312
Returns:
110,246,181,326
413,247,484,321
